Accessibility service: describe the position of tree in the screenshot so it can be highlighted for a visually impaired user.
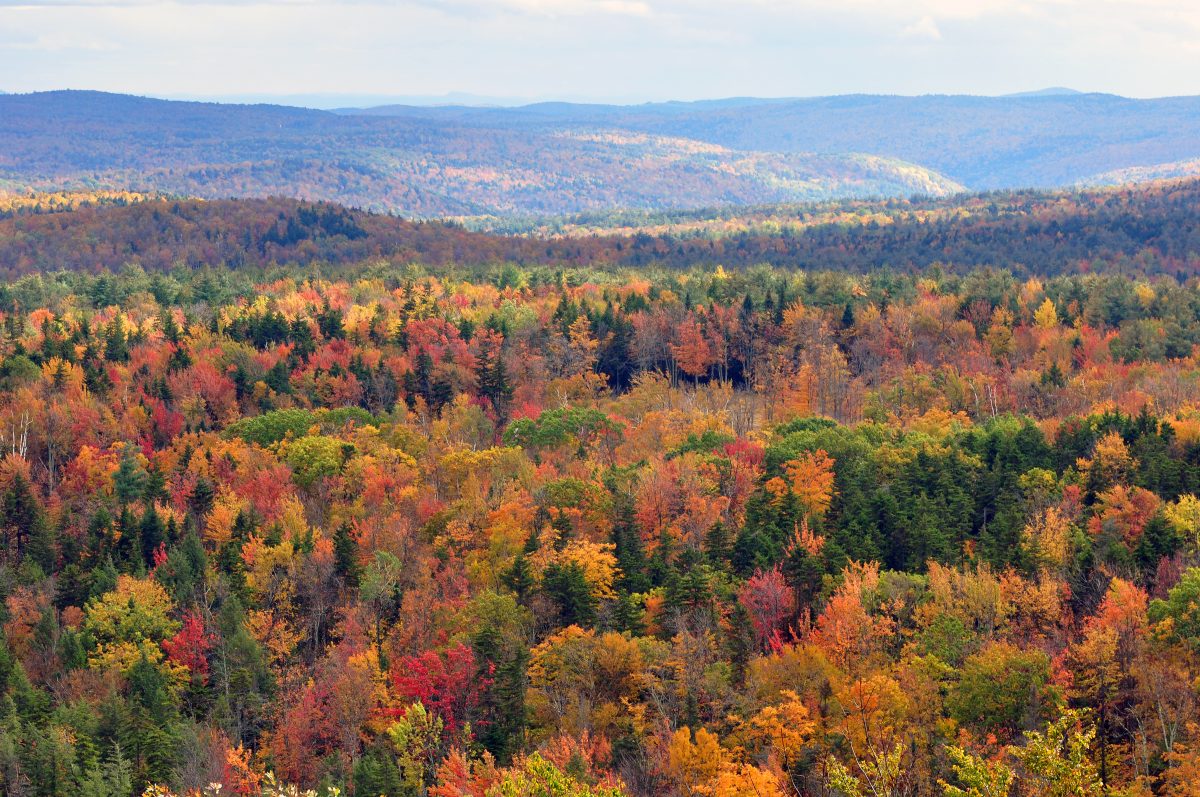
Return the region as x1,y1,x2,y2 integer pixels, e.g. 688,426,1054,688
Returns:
738,566,795,652
938,746,1014,797
113,445,147,507
1149,568,1200,653
77,745,134,797
469,593,531,763
665,726,724,794
0,463,44,564
826,743,910,797
947,642,1054,739
83,575,180,675
388,701,445,795
671,316,713,382
333,522,361,589
771,449,836,520
285,435,348,487
740,689,814,768
394,642,489,736
161,609,214,683
542,563,598,627
1162,723,1200,797
489,753,626,797
1007,710,1103,797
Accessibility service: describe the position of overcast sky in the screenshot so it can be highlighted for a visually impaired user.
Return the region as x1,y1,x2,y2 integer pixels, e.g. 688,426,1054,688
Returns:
2,0,1198,104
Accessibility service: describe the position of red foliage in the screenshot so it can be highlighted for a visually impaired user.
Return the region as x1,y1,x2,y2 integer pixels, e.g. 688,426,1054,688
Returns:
392,642,491,734
738,566,797,652
162,609,214,681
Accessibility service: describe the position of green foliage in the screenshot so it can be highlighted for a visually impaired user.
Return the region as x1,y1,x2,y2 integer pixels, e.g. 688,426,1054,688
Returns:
387,702,443,795
542,563,597,627
76,745,134,797
502,408,619,453
488,753,626,797
948,644,1055,737
227,408,316,446
286,435,350,486
1149,566,1200,653
1006,710,1104,797
939,745,1014,797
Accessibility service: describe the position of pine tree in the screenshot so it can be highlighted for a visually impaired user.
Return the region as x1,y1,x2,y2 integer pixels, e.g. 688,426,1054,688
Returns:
113,447,146,508
478,340,514,421
333,523,361,589
103,316,129,363
1,470,42,563
612,591,646,636
542,562,597,627
138,507,164,568
503,553,536,604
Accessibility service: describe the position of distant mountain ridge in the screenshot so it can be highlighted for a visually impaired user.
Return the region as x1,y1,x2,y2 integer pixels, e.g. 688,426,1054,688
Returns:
341,92,1200,190
0,91,962,218
2,90,1199,218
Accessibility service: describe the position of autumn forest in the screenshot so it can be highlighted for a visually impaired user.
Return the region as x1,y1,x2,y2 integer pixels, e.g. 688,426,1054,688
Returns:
2,181,1200,797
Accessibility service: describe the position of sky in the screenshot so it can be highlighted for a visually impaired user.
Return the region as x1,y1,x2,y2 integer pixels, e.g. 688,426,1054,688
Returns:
1,0,1199,105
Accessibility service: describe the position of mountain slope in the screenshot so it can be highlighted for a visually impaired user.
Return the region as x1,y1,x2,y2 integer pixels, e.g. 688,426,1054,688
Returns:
2,179,1197,278
0,91,961,217
347,93,1200,190
1079,158,1200,187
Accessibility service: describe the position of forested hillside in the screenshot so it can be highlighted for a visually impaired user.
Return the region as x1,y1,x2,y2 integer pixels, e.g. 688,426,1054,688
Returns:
345,92,1200,189
3,202,1200,796
6,91,1200,220
0,92,960,217
1,179,1198,278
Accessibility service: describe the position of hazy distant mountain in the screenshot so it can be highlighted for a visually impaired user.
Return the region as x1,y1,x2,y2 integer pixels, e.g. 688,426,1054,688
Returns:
0,91,962,217
3,90,1198,218
345,92,1200,190
1079,158,1200,187
173,91,538,109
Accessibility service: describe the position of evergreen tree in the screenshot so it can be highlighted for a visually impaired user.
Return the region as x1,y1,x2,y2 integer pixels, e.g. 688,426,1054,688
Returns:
333,523,361,589
541,562,596,627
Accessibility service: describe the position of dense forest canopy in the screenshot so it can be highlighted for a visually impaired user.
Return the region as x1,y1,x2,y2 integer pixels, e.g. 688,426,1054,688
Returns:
0,177,1198,279
2,207,1200,797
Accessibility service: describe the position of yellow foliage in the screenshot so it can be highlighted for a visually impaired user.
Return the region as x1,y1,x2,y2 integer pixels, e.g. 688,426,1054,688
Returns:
1164,494,1200,548
1077,431,1137,489
246,608,304,669
741,690,814,766
83,575,180,675
666,727,726,793
1034,298,1059,330
205,490,247,546
920,562,1009,638
554,539,619,600
1021,506,1075,571
699,763,786,797
780,449,837,518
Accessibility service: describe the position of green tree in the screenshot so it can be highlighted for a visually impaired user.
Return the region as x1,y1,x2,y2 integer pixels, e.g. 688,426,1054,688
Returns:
947,643,1054,738
1007,710,1103,797
1149,567,1200,653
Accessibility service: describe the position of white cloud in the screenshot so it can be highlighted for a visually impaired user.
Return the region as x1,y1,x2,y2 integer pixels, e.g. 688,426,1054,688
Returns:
0,0,1198,99
901,14,941,40
469,0,652,16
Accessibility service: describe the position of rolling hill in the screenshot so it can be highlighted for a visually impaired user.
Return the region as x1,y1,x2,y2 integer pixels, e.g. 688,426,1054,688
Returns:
345,92,1200,190
4,90,1199,220
2,179,1197,278
0,91,961,218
